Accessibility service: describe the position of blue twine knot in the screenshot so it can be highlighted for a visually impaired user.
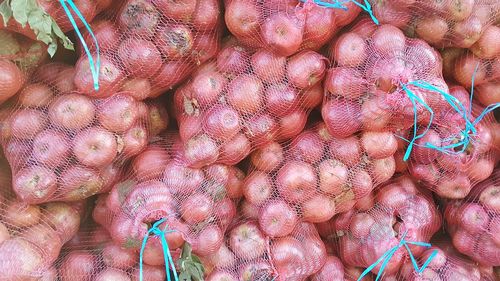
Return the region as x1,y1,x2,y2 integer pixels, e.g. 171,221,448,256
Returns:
398,64,500,158
357,230,437,281
139,218,179,281
59,0,100,91
301,0,379,25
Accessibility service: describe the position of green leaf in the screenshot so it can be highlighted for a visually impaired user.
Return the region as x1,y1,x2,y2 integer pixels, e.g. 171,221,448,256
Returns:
178,271,190,281
4,0,74,56
47,41,56,57
11,0,27,27
0,0,12,26
181,242,193,259
51,20,74,50
178,243,205,281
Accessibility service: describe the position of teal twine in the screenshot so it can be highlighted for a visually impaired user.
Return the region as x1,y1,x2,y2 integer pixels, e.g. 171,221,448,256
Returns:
139,218,179,281
399,82,435,161
357,231,437,281
59,0,100,91
417,64,499,155
396,76,488,158
301,0,348,10
302,0,379,24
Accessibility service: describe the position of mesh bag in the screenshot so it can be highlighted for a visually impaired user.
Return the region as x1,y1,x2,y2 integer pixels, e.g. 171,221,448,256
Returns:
407,97,498,199
0,62,170,204
239,120,397,238
451,51,500,104
329,175,442,278
386,237,498,281
323,21,450,139
71,0,222,98
444,169,500,266
223,0,367,57
173,37,326,168
36,220,172,281
0,30,48,106
202,220,326,281
0,153,86,280
90,133,245,267
370,0,500,49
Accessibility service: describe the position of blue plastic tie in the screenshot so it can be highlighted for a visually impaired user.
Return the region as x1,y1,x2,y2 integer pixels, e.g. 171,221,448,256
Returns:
396,78,482,158
399,82,435,161
303,0,379,24
59,0,100,91
139,218,179,281
301,0,348,10
348,0,379,24
420,64,499,155
357,230,437,281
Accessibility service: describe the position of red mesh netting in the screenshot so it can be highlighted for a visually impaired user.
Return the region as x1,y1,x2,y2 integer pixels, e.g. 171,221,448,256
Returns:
370,0,500,49
224,0,362,56
91,133,244,261
0,62,170,204
406,98,498,199
323,20,449,137
444,169,500,266
238,120,397,238
202,220,327,281
325,176,442,277
173,37,326,168
68,0,222,98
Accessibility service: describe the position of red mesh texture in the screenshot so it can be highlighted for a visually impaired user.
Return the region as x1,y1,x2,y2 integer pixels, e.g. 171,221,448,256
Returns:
370,0,500,49
72,0,222,98
407,97,498,199
331,175,442,277
323,21,450,138
92,134,244,261
0,30,49,107
203,220,326,281
451,51,500,103
224,0,362,56
239,121,397,238
383,237,497,281
38,222,170,281
0,153,86,280
0,62,169,204
444,169,500,266
173,38,326,168
0,30,48,72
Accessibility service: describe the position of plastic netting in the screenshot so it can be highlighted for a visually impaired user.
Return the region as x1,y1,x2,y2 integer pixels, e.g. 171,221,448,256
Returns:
21,221,170,281
444,169,500,266
406,96,498,199
173,37,326,168
0,153,86,280
369,0,500,49
0,30,48,107
379,236,497,281
70,0,222,97
202,220,326,281
0,62,170,204
452,51,500,97
89,133,244,265
323,20,450,138
239,120,397,238
323,175,442,278
223,0,365,57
